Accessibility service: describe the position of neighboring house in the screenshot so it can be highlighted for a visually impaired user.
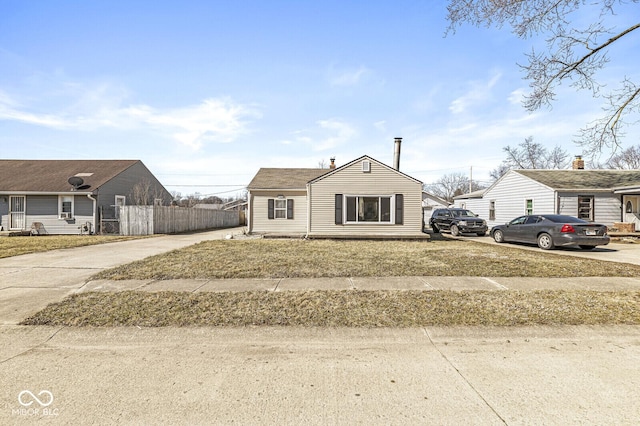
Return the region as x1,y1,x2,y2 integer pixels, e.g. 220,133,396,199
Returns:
0,160,173,235
247,155,425,238
453,168,640,229
422,191,451,226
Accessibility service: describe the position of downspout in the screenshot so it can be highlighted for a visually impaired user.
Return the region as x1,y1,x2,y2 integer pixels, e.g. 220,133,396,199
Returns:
87,192,97,234
306,183,311,239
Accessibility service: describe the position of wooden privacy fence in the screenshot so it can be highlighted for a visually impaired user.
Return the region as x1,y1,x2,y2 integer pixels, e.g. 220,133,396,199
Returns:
119,206,240,235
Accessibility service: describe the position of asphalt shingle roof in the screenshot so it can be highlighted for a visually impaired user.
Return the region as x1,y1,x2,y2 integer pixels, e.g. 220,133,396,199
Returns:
0,160,140,192
516,170,640,190
247,168,330,190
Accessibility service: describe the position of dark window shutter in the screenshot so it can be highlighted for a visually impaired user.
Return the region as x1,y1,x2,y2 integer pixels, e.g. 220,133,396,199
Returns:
335,194,343,224
287,199,294,219
268,199,274,219
395,194,404,225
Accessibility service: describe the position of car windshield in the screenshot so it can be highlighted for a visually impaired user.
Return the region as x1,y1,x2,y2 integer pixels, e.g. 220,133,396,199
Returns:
452,210,476,218
543,215,588,224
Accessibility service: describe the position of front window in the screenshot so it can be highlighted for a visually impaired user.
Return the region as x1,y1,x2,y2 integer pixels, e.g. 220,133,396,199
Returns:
59,195,73,219
274,199,287,219
345,196,392,223
489,201,496,221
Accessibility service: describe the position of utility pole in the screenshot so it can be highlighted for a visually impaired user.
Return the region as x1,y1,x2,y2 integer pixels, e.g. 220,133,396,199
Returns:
469,166,473,193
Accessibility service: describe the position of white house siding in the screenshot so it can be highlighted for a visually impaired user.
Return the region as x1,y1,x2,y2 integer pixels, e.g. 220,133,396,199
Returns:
307,159,423,237
483,171,555,228
453,198,488,218
249,190,308,234
558,192,622,225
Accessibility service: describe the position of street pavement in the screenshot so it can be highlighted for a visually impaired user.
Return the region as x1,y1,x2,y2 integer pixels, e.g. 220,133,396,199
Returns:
1,229,640,424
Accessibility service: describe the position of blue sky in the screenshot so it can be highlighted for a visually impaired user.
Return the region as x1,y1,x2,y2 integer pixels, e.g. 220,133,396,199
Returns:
1,1,638,198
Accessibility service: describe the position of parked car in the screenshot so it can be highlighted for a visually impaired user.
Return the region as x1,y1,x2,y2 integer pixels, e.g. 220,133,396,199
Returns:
429,208,488,236
490,214,610,250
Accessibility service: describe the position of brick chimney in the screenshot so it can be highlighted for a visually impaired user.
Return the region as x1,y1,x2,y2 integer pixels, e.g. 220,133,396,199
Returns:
393,137,402,170
572,155,585,170
329,157,336,169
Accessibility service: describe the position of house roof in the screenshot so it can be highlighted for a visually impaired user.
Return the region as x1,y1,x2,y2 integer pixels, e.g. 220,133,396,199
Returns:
515,169,640,190
453,189,486,200
307,155,423,185
0,159,141,193
247,168,329,190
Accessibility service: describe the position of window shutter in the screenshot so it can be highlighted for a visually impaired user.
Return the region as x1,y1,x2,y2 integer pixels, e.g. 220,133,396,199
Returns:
335,194,343,224
287,199,294,219
268,199,274,219
395,194,404,225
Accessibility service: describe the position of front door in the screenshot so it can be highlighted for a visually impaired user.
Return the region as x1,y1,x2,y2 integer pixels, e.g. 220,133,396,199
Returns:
9,196,26,230
624,196,640,231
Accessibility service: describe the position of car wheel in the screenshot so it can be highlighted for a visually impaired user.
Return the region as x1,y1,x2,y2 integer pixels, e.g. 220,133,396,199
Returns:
431,223,440,233
537,233,554,250
579,245,596,250
493,230,504,243
450,224,460,236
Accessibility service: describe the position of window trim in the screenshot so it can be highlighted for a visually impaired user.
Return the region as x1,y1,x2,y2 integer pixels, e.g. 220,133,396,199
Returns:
268,198,294,220
489,200,496,221
577,195,594,221
58,195,74,219
525,199,533,215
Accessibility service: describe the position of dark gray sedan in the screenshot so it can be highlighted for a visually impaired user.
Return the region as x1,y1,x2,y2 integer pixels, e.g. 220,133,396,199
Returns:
490,214,610,250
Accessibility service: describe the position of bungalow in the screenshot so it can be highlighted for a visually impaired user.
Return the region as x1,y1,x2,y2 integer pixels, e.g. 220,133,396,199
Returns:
454,164,640,230
247,139,425,238
0,160,172,235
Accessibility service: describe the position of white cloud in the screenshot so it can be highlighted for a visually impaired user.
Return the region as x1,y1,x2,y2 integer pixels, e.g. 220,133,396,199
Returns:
328,65,372,87
286,119,357,152
449,71,503,114
0,85,258,150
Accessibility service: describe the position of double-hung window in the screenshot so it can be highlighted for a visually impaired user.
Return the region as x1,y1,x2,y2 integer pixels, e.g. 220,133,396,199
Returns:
525,199,533,215
59,195,74,219
268,198,294,219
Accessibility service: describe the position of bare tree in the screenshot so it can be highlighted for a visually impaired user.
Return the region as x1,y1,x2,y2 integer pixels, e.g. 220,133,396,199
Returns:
318,159,328,169
490,136,570,180
426,172,485,202
605,144,640,169
446,0,640,159
130,178,165,206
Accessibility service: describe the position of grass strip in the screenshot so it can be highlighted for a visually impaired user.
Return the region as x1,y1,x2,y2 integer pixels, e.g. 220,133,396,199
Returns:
21,290,640,327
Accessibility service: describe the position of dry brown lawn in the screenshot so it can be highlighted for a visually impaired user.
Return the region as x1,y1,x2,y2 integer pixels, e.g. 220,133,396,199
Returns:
0,235,147,258
21,289,640,327
93,238,640,280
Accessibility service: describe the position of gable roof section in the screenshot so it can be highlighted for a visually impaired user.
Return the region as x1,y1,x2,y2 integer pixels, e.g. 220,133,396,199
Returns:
515,169,640,191
308,155,423,185
247,168,329,190
0,159,140,193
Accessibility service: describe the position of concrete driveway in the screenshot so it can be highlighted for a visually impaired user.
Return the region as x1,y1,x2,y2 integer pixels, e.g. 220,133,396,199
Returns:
1,229,640,424
441,232,640,265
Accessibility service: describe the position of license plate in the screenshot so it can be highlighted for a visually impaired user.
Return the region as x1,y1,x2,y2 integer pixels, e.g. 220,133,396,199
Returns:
585,230,597,236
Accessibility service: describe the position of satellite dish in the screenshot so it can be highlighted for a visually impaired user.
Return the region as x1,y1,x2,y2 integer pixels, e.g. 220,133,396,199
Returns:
68,176,85,189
